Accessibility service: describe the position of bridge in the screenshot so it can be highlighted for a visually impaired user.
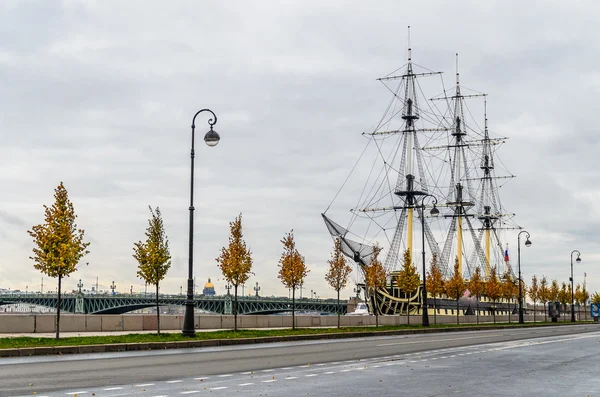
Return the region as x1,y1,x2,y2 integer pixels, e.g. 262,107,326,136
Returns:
0,293,348,315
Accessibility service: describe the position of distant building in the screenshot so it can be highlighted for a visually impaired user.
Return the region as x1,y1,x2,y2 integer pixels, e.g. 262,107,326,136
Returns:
202,278,216,296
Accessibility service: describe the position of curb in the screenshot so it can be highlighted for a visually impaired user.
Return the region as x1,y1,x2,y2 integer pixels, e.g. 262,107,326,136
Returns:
0,322,589,358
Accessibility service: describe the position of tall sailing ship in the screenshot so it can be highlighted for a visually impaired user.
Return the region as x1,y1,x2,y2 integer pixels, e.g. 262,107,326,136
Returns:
322,30,521,315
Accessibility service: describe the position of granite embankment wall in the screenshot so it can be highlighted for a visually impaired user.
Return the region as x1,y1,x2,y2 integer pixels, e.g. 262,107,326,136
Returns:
0,313,585,333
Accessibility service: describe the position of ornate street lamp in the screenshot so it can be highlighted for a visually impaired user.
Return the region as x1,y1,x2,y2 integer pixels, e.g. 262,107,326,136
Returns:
517,230,531,324
417,194,439,327
182,109,220,337
570,250,582,322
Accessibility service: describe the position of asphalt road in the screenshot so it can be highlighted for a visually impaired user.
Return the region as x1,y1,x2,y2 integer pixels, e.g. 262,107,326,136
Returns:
1,324,599,396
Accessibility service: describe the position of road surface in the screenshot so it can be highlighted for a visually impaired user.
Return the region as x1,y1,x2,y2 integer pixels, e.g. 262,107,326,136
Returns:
1,324,599,396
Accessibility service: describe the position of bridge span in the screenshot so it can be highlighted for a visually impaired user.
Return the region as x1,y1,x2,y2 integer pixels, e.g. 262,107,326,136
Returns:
0,293,348,315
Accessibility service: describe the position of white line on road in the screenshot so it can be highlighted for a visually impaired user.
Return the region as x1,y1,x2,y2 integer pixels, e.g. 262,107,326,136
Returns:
324,371,335,374
103,387,124,390
315,363,326,366
239,383,254,386
66,392,88,395
305,374,318,377
217,374,233,377
340,369,352,372
281,367,293,370
285,376,298,380
152,395,168,397
194,377,209,381
135,383,155,387
181,391,200,395
262,369,275,372
376,334,502,347
166,380,183,383
211,387,228,390
262,379,277,383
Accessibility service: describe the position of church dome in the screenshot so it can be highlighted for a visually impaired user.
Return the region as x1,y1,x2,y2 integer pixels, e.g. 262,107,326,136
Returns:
204,278,214,289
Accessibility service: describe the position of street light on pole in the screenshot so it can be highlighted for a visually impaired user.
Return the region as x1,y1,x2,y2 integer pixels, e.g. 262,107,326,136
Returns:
182,109,220,338
417,194,439,328
570,250,582,322
517,230,532,324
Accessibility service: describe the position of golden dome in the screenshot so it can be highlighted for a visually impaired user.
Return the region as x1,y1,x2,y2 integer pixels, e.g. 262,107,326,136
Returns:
204,278,214,289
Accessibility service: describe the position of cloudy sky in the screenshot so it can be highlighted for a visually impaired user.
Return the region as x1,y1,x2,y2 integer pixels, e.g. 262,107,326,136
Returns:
1,0,598,300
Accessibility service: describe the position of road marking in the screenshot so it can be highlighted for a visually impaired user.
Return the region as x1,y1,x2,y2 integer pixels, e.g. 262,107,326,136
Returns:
305,374,318,377
218,374,233,377
315,363,326,366
181,391,200,395
239,383,254,386
285,376,298,380
211,387,228,390
262,369,275,372
135,383,155,387
66,392,88,395
166,380,183,383
324,371,335,374
281,367,293,370
241,371,253,374
372,365,382,368
340,369,352,372
262,379,277,383
152,395,168,397
194,377,210,380
103,387,124,390
330,361,341,364
376,334,501,347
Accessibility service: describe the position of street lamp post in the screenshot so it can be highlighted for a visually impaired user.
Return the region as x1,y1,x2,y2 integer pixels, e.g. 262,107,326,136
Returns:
517,230,532,324
416,194,439,328
570,250,582,322
182,109,220,338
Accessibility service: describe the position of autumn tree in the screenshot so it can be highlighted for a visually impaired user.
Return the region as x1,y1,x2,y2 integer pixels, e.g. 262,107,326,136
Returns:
445,257,466,325
278,230,309,330
539,276,549,322
558,282,568,313
364,244,387,327
216,213,253,332
485,266,502,323
581,284,590,316
395,249,420,325
28,182,90,339
591,292,600,305
529,275,539,322
550,279,559,303
500,272,516,323
469,267,485,324
133,206,171,335
325,238,352,328
426,253,444,325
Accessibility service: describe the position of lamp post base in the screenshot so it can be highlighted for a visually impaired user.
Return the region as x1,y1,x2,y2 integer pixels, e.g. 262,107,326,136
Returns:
182,302,196,337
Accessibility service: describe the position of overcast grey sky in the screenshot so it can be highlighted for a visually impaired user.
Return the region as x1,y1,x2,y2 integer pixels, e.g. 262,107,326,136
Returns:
0,0,598,299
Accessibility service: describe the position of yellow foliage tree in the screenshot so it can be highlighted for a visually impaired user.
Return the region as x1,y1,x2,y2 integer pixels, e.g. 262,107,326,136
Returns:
529,275,539,322
469,267,485,324
485,266,502,323
395,249,420,324
591,292,600,305
426,253,444,325
28,182,90,339
539,276,549,321
216,214,253,332
550,279,559,302
325,238,352,328
278,230,309,330
133,206,171,335
364,244,386,327
558,282,568,312
500,272,516,322
445,257,466,324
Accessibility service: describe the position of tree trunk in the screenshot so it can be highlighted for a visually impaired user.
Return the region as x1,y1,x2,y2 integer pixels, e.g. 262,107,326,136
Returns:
337,289,340,329
493,300,496,324
476,299,479,325
533,300,536,323
156,283,160,335
544,301,547,322
234,284,238,332
433,296,437,325
508,298,511,323
376,312,379,327
56,275,62,339
407,291,410,326
456,298,459,325
292,286,296,330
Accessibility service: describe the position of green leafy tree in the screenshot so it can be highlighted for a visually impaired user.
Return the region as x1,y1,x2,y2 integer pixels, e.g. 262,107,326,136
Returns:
216,214,253,332
445,257,466,325
485,266,502,323
469,267,485,324
364,244,387,327
278,230,309,330
133,206,171,335
538,276,549,322
395,249,420,325
529,275,539,322
28,182,90,339
426,253,444,325
325,238,352,328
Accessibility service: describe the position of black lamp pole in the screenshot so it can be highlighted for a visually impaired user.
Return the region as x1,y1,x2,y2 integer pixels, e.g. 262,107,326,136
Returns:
517,230,531,324
570,250,581,323
182,109,220,337
417,193,439,328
